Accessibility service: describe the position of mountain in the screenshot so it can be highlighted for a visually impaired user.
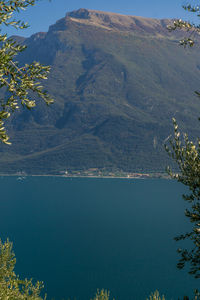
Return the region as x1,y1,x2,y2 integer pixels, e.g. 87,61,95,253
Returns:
1,8,200,175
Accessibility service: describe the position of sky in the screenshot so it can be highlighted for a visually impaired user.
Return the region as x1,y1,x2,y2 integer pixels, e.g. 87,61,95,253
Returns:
5,0,199,37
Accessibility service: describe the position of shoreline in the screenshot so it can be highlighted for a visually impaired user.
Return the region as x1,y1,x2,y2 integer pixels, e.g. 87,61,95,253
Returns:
0,173,170,179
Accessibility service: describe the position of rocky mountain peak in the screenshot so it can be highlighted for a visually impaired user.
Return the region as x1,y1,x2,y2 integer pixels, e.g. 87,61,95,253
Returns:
66,8,90,19
64,8,171,35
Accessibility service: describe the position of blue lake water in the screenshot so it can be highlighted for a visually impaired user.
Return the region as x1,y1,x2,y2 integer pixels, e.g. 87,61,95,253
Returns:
0,177,198,300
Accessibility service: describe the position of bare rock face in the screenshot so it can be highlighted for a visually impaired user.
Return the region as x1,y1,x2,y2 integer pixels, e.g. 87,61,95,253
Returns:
63,8,173,36
66,8,90,19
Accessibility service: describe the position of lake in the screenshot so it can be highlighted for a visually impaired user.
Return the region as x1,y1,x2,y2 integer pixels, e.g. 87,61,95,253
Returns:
0,177,197,300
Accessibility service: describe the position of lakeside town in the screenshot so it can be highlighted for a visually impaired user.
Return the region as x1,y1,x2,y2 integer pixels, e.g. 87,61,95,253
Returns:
60,168,169,179
1,169,170,179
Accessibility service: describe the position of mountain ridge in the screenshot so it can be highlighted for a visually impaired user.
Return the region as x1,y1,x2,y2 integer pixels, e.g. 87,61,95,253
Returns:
0,9,199,174
48,8,172,36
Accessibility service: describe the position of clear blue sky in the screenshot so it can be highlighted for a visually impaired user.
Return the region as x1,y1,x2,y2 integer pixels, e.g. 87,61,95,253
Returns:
6,0,198,37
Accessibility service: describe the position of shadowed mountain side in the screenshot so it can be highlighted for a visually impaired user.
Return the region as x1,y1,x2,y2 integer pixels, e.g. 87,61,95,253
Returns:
1,9,200,174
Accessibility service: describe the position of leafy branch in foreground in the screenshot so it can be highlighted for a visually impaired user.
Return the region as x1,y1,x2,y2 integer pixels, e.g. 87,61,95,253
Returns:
92,289,112,300
0,0,53,144
146,290,165,300
167,4,200,48
165,118,200,278
0,239,44,299
165,1,200,281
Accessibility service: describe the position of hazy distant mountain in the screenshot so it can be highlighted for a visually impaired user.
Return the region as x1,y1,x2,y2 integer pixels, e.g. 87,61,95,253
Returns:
1,8,200,174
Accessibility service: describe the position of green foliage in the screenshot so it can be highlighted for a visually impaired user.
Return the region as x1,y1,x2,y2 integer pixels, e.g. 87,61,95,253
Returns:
165,1,200,280
91,289,113,300
0,0,53,144
0,239,44,299
167,4,200,48
165,118,200,278
146,290,165,300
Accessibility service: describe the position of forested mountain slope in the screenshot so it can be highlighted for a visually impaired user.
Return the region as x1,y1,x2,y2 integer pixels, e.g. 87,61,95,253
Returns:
1,8,200,174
